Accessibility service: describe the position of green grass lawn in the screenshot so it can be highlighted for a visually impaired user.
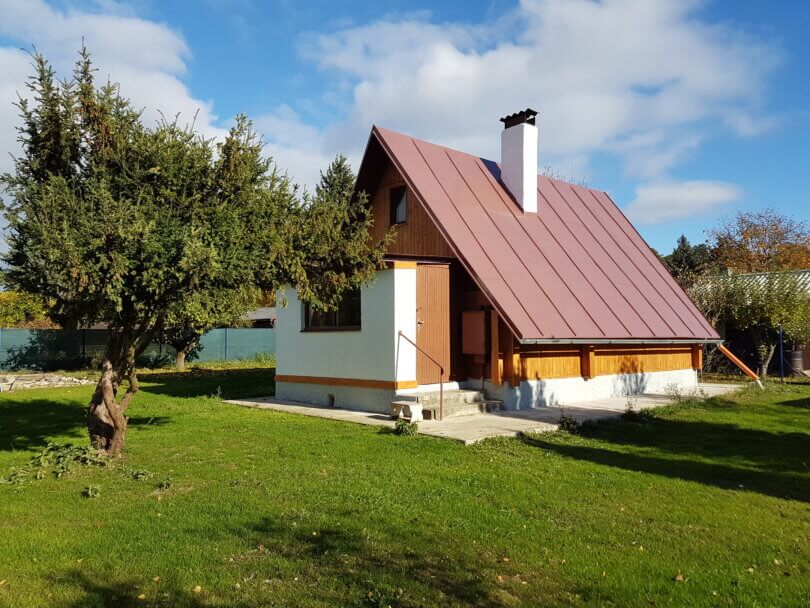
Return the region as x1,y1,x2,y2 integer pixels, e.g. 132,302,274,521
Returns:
0,368,808,607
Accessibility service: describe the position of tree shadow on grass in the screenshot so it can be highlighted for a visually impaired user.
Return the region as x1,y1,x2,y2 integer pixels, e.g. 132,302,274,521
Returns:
776,396,810,409
44,515,526,607
139,368,275,400
0,397,169,453
47,570,254,608
520,414,810,503
217,515,526,607
581,414,809,473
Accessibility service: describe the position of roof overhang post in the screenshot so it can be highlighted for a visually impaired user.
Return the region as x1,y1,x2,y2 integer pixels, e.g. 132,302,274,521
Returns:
691,344,703,370
580,345,596,380
489,310,502,385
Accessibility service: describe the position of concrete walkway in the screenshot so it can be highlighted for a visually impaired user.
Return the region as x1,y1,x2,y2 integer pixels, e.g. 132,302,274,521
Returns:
225,383,740,445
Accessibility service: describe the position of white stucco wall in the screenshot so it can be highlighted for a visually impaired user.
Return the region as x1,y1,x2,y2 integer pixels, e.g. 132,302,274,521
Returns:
482,368,698,410
275,267,417,384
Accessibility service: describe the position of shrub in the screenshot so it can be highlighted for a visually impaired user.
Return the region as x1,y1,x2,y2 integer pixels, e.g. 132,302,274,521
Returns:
557,411,581,434
394,418,419,436
82,484,100,498
156,478,173,490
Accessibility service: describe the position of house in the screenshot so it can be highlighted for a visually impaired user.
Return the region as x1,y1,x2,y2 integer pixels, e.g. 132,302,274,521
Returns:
275,109,721,414
245,307,276,328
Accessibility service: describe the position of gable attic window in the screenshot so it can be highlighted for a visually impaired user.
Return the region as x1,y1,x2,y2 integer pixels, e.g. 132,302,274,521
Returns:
302,289,361,331
390,185,408,225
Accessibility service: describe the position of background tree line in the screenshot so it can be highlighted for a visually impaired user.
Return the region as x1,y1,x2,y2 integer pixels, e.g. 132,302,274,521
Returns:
656,210,810,376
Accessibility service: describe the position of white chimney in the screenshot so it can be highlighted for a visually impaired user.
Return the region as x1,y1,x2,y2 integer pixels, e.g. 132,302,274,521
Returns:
500,108,538,213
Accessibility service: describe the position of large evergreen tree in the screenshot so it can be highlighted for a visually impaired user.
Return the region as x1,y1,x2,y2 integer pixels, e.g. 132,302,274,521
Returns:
0,50,385,454
662,235,714,288
291,154,392,310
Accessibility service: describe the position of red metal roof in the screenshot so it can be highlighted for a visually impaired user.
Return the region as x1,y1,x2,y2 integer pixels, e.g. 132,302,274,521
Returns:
369,126,720,343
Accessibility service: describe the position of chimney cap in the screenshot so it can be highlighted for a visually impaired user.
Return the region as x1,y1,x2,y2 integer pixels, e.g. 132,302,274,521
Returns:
500,108,538,129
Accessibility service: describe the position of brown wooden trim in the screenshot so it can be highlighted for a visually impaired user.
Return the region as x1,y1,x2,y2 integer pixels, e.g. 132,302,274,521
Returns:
490,310,501,385
387,260,418,269
276,374,417,390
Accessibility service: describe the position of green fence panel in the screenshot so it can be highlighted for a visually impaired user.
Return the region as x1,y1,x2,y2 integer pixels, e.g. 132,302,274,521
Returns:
216,328,276,361
0,327,276,371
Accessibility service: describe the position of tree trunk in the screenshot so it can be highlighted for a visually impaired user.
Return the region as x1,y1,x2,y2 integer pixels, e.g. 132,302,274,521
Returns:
758,345,776,378
172,338,197,370
753,332,776,378
86,324,158,455
88,360,139,455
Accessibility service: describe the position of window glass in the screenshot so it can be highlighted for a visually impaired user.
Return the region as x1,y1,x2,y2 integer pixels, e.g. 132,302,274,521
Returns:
303,289,361,330
390,186,407,225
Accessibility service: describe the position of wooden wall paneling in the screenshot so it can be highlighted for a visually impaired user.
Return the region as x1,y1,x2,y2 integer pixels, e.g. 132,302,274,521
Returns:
519,346,581,380
594,345,692,376
369,160,455,258
511,344,695,381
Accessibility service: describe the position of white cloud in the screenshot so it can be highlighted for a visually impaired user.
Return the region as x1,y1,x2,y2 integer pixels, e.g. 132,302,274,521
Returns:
294,0,781,218
0,0,784,221
0,47,31,178
253,105,334,194
303,0,780,180
624,180,741,224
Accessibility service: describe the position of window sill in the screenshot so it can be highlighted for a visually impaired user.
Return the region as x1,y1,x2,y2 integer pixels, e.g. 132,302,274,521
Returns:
301,326,362,333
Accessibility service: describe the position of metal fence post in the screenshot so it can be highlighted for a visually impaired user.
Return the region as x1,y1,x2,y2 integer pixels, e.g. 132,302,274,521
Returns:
779,325,785,384
224,328,229,361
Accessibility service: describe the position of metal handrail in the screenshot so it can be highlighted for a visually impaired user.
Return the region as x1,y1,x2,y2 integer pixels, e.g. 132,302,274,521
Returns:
398,330,445,420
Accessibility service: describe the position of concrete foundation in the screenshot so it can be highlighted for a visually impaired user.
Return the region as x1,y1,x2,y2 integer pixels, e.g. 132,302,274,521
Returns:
479,368,698,410
275,381,396,414
278,369,698,414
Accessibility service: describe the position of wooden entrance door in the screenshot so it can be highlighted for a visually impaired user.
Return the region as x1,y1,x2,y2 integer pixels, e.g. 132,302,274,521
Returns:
416,263,451,385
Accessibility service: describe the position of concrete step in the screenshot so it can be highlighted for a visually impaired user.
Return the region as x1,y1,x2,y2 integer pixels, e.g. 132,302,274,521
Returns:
392,390,503,420
391,399,503,420
416,389,483,406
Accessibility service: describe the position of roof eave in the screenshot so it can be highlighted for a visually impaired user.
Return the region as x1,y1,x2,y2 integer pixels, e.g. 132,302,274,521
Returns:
518,337,723,345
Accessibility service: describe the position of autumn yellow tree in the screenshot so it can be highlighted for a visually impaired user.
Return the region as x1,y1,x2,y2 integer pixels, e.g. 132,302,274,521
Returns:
709,209,810,272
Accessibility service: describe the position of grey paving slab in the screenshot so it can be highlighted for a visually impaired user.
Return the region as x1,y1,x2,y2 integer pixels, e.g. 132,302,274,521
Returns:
225,383,740,445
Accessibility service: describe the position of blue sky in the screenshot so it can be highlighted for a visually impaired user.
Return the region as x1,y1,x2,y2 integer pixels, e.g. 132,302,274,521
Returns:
0,0,807,253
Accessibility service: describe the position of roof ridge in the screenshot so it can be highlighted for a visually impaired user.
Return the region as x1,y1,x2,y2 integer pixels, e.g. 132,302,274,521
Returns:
373,125,604,194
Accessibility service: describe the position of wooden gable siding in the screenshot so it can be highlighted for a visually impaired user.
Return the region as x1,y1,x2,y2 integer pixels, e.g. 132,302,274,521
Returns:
368,160,455,259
